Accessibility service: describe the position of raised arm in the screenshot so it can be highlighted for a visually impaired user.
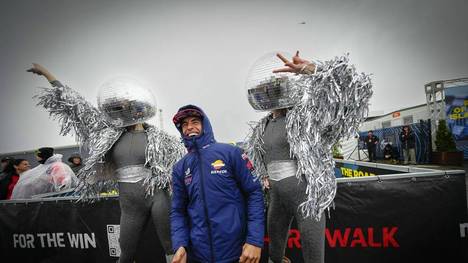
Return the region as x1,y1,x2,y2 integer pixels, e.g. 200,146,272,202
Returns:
27,63,58,82
274,51,373,144
273,51,373,220
27,63,106,143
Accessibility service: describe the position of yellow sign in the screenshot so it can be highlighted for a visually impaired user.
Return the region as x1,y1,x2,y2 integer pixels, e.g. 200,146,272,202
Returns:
340,167,375,177
449,102,468,120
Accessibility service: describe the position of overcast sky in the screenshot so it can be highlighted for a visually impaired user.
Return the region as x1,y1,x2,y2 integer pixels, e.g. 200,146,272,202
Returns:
1,0,467,153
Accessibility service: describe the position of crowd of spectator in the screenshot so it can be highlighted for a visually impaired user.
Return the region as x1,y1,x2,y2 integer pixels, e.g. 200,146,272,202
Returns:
1,125,419,200
363,125,417,164
0,148,82,200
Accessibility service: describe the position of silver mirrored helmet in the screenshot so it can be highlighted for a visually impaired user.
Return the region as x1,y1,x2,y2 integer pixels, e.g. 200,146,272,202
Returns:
97,77,156,128
245,51,298,111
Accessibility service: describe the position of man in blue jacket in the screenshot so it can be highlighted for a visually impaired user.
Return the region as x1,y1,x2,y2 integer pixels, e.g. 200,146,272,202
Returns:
171,105,264,263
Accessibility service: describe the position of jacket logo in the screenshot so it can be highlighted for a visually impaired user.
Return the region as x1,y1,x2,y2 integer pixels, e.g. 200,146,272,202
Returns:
211,160,225,170
211,160,227,175
184,168,192,185
241,153,255,171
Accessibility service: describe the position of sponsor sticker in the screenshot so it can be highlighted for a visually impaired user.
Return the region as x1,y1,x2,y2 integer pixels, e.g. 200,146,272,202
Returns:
107,225,121,257
211,160,225,170
184,168,192,185
241,153,255,171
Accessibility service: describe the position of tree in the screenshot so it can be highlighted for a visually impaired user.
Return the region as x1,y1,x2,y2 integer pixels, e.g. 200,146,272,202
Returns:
434,119,457,152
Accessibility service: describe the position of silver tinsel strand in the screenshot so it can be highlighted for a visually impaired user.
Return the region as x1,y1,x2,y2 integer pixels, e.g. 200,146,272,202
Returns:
246,54,373,221
144,126,186,196
244,117,270,185
34,85,108,145
35,83,186,202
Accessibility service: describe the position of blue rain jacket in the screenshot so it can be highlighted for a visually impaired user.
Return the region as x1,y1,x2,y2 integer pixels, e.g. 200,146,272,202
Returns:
170,105,264,263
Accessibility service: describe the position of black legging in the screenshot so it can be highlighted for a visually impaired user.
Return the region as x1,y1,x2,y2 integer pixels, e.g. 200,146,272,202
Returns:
267,176,326,263
117,181,172,263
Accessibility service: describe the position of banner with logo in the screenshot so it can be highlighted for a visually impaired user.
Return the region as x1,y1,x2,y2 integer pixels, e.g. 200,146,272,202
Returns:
445,84,468,159
1,173,467,262
0,199,165,263
334,161,406,178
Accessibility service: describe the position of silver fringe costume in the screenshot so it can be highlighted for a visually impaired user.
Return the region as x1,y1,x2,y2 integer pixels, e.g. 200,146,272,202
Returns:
245,55,373,221
34,82,185,200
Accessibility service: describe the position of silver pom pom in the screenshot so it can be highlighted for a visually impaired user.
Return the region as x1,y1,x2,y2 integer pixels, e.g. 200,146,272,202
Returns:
287,54,373,220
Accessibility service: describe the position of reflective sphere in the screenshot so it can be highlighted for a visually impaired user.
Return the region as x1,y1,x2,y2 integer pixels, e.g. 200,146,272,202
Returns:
97,77,156,128
245,51,297,111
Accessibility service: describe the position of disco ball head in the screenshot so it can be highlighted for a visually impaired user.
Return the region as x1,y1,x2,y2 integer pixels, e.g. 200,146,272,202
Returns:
97,77,157,128
245,51,298,111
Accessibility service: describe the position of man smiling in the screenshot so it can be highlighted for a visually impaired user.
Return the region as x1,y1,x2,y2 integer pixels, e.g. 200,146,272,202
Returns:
171,105,264,263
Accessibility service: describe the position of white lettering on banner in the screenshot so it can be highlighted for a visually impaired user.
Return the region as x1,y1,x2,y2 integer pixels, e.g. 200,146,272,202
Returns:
37,233,66,248
57,233,66,248
67,232,81,248
37,233,46,247
107,224,121,257
12,232,96,249
84,233,96,248
13,234,35,248
461,223,468,238
67,233,96,249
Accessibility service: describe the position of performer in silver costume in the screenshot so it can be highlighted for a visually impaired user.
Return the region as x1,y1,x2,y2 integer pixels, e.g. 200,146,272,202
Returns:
28,64,185,263
244,51,373,263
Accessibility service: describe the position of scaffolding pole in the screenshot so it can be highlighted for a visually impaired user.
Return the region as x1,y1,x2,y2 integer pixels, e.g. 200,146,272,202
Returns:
159,109,163,130
425,81,445,150
424,77,468,150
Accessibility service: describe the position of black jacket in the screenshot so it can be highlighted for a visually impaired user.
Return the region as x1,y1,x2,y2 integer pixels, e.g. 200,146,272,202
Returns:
0,172,13,200
364,135,379,149
400,130,415,149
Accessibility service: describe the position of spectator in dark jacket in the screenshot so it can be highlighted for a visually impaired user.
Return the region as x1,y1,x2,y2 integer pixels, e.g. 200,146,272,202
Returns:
383,143,393,160
0,159,30,200
0,157,14,180
400,125,416,165
364,131,379,162
171,105,264,263
383,142,398,164
67,153,83,174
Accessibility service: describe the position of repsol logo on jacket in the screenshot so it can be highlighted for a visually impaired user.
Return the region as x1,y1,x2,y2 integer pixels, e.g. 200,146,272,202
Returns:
210,160,227,174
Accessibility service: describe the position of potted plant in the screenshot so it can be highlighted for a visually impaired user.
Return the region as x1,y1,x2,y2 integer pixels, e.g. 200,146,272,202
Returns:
332,141,344,159
432,119,463,166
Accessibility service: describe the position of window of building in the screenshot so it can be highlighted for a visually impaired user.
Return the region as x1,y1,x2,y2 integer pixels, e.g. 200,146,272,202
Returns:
403,116,413,125
382,121,391,128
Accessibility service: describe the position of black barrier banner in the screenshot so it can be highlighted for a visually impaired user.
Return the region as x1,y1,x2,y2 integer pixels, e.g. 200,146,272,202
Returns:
1,173,467,262
0,199,166,263
284,172,468,262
